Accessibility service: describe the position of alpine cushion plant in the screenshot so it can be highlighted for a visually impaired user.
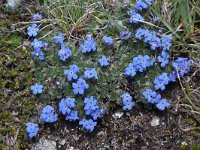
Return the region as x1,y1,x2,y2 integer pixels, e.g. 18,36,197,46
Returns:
24,0,193,140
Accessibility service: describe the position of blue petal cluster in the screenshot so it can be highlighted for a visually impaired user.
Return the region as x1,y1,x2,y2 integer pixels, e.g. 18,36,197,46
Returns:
58,44,72,62
31,38,46,60
121,93,135,110
80,36,96,53
143,89,170,110
59,97,75,115
32,13,42,20
40,105,58,123
161,34,173,51
125,55,155,77
154,73,170,91
72,78,89,95
84,68,98,79
84,96,104,120
172,57,190,77
64,65,80,81
158,51,170,67
120,31,132,40
98,55,109,67
129,11,144,24
54,32,64,44
26,122,39,138
30,83,43,95
27,24,39,37
102,36,114,45
79,118,97,132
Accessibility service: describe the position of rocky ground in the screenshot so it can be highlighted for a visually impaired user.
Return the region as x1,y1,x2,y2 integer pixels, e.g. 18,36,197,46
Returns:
31,105,199,150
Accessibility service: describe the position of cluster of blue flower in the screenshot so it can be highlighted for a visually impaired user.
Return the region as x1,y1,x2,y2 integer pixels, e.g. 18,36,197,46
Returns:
129,0,152,24
26,123,39,138
143,89,170,110
125,55,155,77
40,105,58,123
120,31,132,40
54,33,73,62
102,36,114,45
158,51,170,67
27,14,48,61
80,36,97,53
172,57,190,77
84,96,104,120
84,68,98,79
79,118,97,132
154,73,170,91
121,93,136,110
59,98,79,121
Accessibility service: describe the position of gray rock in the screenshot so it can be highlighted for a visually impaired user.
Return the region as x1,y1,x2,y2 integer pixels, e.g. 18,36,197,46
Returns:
150,117,160,127
32,137,57,150
112,112,124,119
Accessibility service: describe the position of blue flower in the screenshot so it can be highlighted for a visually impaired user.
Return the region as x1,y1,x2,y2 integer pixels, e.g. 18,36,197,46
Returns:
31,39,43,49
40,105,58,123
149,36,161,50
120,31,132,40
172,57,190,77
26,122,39,138
158,51,169,67
72,82,84,95
102,36,114,45
27,24,39,37
123,101,135,110
156,99,170,110
54,32,64,44
64,65,79,81
32,13,42,20
154,73,170,91
30,83,43,95
84,68,98,79
129,11,144,24
143,89,162,104
142,89,153,99
91,109,105,120
65,110,79,121
31,49,45,60
81,119,97,132
135,0,148,11
135,28,146,40
169,71,177,82
98,55,109,67
77,78,89,90
70,65,80,72
80,36,96,53
59,98,75,115
84,96,99,114
121,92,135,111
58,44,72,62
161,34,173,51
125,63,136,77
